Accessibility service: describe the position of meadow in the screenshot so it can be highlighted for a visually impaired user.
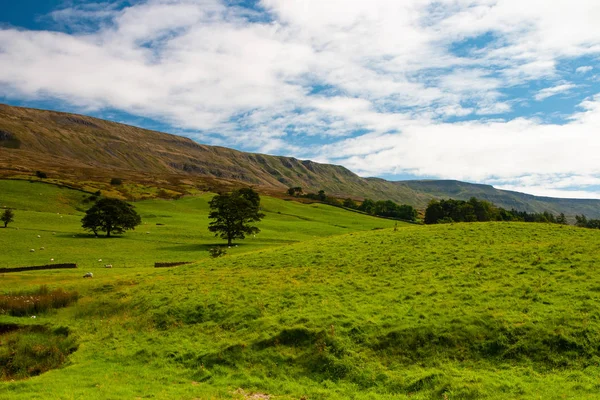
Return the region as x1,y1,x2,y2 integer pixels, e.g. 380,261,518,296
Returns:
2,180,600,399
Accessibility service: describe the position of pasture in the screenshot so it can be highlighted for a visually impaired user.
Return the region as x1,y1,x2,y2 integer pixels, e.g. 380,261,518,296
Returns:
2,180,600,399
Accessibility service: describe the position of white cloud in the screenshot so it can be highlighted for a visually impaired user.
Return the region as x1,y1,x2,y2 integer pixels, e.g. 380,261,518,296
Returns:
534,83,577,101
576,66,593,74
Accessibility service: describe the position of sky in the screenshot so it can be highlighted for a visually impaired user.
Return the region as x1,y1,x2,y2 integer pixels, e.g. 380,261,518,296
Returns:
1,0,600,199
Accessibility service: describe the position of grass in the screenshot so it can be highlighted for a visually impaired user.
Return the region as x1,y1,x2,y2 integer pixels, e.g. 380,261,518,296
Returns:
2,179,600,398
0,325,77,380
0,180,390,270
0,285,79,317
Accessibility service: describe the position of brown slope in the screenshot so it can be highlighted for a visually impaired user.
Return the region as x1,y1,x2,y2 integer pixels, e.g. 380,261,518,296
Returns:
1,103,599,217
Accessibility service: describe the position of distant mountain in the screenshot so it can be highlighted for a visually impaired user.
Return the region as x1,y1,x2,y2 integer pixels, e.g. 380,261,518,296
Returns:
1,103,599,217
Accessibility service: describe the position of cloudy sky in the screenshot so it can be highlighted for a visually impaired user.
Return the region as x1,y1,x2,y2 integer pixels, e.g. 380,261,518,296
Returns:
1,0,600,198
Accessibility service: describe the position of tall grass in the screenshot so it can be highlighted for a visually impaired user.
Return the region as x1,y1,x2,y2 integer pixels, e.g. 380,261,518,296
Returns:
0,285,78,316
0,325,77,380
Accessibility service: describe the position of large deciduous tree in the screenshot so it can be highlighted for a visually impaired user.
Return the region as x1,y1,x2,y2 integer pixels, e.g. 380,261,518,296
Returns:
81,198,141,237
208,188,265,246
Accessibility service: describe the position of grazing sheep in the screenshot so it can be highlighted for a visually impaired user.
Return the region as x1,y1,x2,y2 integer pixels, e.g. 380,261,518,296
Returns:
105,264,112,268
50,258,54,261
30,249,35,252
83,272,93,278
37,235,41,238
98,259,102,262
40,247,45,250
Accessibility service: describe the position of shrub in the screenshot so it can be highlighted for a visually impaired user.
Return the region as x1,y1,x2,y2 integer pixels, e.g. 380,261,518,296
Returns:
35,171,47,179
110,177,123,185
208,247,227,258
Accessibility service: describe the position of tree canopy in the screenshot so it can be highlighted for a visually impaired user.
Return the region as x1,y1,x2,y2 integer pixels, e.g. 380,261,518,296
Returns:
424,197,567,225
1,208,14,228
208,188,265,246
81,198,141,237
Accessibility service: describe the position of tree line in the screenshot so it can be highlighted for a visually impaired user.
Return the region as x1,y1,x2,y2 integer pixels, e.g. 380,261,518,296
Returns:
424,197,568,225
575,215,600,229
288,187,417,221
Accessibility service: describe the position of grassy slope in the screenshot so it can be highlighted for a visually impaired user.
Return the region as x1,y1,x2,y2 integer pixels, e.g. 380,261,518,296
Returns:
2,180,600,398
2,103,600,217
0,180,389,270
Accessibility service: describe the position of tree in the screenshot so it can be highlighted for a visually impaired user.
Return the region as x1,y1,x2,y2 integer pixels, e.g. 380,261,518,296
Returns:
208,188,265,246
287,187,303,196
343,198,358,209
81,198,141,237
1,208,14,228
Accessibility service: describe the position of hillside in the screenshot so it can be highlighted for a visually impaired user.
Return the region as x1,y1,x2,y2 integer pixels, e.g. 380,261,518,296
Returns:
3,202,600,398
1,103,600,217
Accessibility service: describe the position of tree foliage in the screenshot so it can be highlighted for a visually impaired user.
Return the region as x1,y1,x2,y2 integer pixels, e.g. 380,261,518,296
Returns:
357,198,417,221
287,187,303,196
81,198,141,237
208,188,265,246
1,208,14,228
576,214,600,229
424,197,566,225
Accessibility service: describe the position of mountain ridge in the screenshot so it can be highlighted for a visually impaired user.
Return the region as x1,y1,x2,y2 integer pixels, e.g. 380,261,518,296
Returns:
1,103,599,217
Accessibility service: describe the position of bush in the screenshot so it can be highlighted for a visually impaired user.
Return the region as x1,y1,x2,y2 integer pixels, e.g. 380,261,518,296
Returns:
110,177,123,185
208,247,227,258
35,171,47,179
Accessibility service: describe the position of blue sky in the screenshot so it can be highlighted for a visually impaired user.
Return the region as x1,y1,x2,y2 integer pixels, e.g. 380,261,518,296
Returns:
1,0,600,198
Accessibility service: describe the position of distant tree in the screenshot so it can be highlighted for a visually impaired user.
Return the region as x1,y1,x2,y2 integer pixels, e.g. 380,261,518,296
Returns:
556,213,567,225
35,171,47,179
81,198,141,237
208,188,265,246
317,190,327,201
1,208,14,228
424,200,444,224
575,214,588,227
343,198,358,209
287,187,303,196
358,198,376,214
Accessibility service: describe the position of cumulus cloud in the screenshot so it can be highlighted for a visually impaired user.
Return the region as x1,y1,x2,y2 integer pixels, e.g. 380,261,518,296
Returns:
1,0,600,198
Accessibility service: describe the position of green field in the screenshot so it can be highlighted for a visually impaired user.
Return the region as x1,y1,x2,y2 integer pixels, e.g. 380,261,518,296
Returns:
2,180,600,399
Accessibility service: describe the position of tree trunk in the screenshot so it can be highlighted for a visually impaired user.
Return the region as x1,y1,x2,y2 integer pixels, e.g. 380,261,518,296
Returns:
106,227,111,237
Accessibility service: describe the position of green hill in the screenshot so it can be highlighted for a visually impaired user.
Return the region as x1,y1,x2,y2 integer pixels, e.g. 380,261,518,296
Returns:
1,103,599,217
1,181,600,398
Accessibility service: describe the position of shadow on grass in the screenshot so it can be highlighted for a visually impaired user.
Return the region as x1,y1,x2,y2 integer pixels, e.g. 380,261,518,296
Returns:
155,243,231,252
156,239,299,252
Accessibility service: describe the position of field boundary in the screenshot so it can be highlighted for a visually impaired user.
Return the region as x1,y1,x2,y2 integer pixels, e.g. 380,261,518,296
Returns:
154,261,192,268
0,263,77,273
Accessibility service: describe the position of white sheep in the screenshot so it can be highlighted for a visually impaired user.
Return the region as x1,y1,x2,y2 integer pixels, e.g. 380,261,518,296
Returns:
40,247,45,250
98,259,102,262
50,258,54,261
83,272,93,278
105,264,112,268
30,249,35,252
37,235,41,238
